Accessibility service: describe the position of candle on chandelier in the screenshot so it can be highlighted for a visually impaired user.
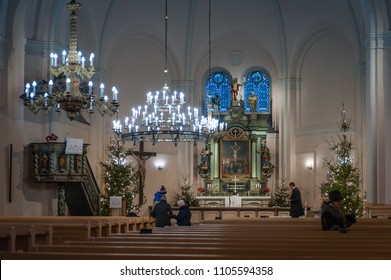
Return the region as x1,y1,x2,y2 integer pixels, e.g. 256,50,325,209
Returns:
32,81,37,95
78,51,82,64
25,83,30,97
81,57,85,68
100,83,105,99
53,54,58,67
50,53,54,66
112,86,118,102
44,93,48,106
62,50,67,64
89,53,95,67
180,92,184,103
88,81,93,94
66,78,71,92
89,97,93,111
49,80,53,95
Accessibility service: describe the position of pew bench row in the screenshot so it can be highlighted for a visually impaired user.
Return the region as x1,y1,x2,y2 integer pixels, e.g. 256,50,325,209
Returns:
0,216,155,252
1,217,390,260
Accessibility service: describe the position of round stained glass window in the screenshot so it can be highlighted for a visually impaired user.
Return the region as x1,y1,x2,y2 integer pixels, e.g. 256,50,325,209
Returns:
251,71,262,82
213,73,224,83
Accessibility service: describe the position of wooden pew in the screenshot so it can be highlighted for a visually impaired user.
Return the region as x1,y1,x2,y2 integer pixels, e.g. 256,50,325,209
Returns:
1,217,390,259
0,224,52,252
0,216,155,252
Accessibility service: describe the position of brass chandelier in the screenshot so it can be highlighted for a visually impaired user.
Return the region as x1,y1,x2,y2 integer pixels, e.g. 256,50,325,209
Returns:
21,0,119,120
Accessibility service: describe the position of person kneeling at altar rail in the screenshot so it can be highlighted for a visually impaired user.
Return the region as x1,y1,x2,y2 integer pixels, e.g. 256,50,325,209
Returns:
175,199,191,226
150,194,175,227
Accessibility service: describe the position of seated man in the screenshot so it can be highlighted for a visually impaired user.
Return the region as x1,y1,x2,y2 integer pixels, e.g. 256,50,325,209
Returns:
321,189,356,233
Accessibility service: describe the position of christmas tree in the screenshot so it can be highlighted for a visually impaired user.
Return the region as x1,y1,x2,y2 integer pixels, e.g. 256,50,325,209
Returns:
100,134,140,216
273,178,290,207
173,178,199,207
321,104,365,217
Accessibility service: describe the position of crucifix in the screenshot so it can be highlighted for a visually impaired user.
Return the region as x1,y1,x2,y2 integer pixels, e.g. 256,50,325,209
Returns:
132,141,156,205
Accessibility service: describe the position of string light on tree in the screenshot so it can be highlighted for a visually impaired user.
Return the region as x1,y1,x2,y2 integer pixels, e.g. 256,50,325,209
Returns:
321,103,365,217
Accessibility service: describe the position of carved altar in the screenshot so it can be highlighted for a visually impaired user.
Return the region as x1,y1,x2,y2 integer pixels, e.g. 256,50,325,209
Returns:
196,87,276,207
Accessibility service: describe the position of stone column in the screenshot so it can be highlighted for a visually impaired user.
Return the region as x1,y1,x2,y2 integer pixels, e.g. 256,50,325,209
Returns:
365,33,380,204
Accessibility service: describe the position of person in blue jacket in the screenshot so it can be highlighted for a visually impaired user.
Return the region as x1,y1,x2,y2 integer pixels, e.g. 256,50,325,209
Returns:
153,185,167,206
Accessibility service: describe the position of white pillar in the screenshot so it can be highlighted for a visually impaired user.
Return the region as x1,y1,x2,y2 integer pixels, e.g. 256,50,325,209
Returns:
365,33,379,204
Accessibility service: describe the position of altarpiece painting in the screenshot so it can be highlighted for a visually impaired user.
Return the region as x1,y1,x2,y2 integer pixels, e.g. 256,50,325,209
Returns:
220,139,250,179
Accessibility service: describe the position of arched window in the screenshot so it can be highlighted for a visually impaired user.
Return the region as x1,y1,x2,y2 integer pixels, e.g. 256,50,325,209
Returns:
205,71,231,113
243,70,270,113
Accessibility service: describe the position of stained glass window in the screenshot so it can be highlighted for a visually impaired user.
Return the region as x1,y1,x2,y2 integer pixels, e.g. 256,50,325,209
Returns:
205,72,231,113
243,70,270,112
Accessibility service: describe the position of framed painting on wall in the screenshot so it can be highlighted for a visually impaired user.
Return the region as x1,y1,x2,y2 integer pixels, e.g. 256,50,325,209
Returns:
220,139,250,179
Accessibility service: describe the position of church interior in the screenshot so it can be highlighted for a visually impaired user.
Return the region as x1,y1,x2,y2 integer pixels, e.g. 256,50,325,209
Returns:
1,0,391,260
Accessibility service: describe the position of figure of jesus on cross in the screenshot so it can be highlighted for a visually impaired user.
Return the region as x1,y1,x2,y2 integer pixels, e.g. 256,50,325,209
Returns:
132,142,156,205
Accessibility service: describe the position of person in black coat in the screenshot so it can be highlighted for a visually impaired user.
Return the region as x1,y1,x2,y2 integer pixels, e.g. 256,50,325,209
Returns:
176,199,191,226
289,182,305,218
150,195,174,227
321,189,356,233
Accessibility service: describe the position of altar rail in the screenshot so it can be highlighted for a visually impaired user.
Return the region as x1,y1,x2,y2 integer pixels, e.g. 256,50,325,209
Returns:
366,204,391,218
178,207,292,223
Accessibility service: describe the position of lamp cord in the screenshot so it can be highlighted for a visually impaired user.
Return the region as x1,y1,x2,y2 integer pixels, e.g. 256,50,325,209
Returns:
208,0,212,80
164,0,168,87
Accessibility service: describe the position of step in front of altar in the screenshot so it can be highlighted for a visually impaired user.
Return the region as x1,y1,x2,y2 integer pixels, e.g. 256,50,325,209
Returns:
196,196,271,208
178,206,291,223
